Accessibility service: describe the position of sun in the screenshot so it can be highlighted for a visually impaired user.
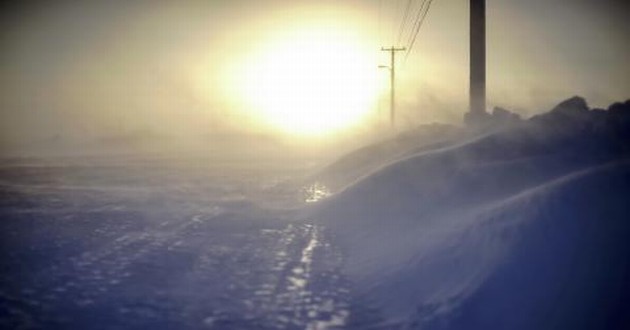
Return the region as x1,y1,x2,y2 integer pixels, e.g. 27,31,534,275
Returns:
237,26,381,136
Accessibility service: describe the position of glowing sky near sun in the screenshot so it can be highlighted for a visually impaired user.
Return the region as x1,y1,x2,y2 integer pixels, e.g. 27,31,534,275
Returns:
0,0,628,146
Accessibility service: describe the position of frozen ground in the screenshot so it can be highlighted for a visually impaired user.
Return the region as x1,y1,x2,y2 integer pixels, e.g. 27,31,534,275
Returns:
0,157,381,329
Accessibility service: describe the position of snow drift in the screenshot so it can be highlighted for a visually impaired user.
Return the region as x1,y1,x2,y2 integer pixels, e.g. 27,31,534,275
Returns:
312,97,630,329
313,124,461,192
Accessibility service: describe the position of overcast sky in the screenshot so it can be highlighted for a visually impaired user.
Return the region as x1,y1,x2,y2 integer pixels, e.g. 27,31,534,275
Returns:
1,0,628,150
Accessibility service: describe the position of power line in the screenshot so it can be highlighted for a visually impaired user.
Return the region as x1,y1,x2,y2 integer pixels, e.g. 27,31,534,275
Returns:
396,0,414,45
406,0,430,48
404,0,427,47
404,0,434,63
402,0,427,59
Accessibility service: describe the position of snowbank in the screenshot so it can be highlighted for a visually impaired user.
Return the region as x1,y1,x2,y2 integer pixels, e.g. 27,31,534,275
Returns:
313,124,461,192
312,97,630,328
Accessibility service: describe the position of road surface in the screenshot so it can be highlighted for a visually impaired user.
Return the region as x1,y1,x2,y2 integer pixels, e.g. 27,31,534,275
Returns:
0,158,383,329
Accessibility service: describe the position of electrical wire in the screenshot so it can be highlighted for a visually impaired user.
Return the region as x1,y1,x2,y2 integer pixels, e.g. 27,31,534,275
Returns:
396,0,415,46
404,0,434,63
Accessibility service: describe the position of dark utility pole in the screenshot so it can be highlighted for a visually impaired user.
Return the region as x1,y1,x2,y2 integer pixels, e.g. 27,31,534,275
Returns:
381,46,406,127
468,0,486,122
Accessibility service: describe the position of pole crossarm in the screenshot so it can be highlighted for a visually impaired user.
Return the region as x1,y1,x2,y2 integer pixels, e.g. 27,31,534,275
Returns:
381,47,407,52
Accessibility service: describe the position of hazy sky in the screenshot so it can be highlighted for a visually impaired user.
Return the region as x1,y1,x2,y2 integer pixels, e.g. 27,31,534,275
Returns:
1,0,628,150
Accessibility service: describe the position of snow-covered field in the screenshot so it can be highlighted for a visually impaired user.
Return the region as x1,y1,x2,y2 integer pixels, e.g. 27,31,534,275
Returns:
2,97,630,329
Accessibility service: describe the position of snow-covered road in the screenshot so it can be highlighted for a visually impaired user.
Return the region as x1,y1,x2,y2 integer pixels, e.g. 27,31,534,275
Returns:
0,160,382,329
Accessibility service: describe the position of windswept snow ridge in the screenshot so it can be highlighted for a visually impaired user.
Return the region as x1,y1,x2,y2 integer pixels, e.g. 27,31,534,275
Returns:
313,97,630,329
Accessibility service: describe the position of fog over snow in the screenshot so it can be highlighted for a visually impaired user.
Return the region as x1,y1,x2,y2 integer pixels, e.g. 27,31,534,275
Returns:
2,96,630,329
1,1,630,329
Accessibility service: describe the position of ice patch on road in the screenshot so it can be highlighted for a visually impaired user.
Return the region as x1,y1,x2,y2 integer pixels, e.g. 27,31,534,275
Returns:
302,182,331,203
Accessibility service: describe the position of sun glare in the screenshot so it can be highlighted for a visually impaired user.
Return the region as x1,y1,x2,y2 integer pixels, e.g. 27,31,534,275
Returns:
237,26,381,136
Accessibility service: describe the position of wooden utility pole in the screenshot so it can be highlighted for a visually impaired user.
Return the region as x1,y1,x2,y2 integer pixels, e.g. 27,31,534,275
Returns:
381,46,406,127
468,0,486,121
